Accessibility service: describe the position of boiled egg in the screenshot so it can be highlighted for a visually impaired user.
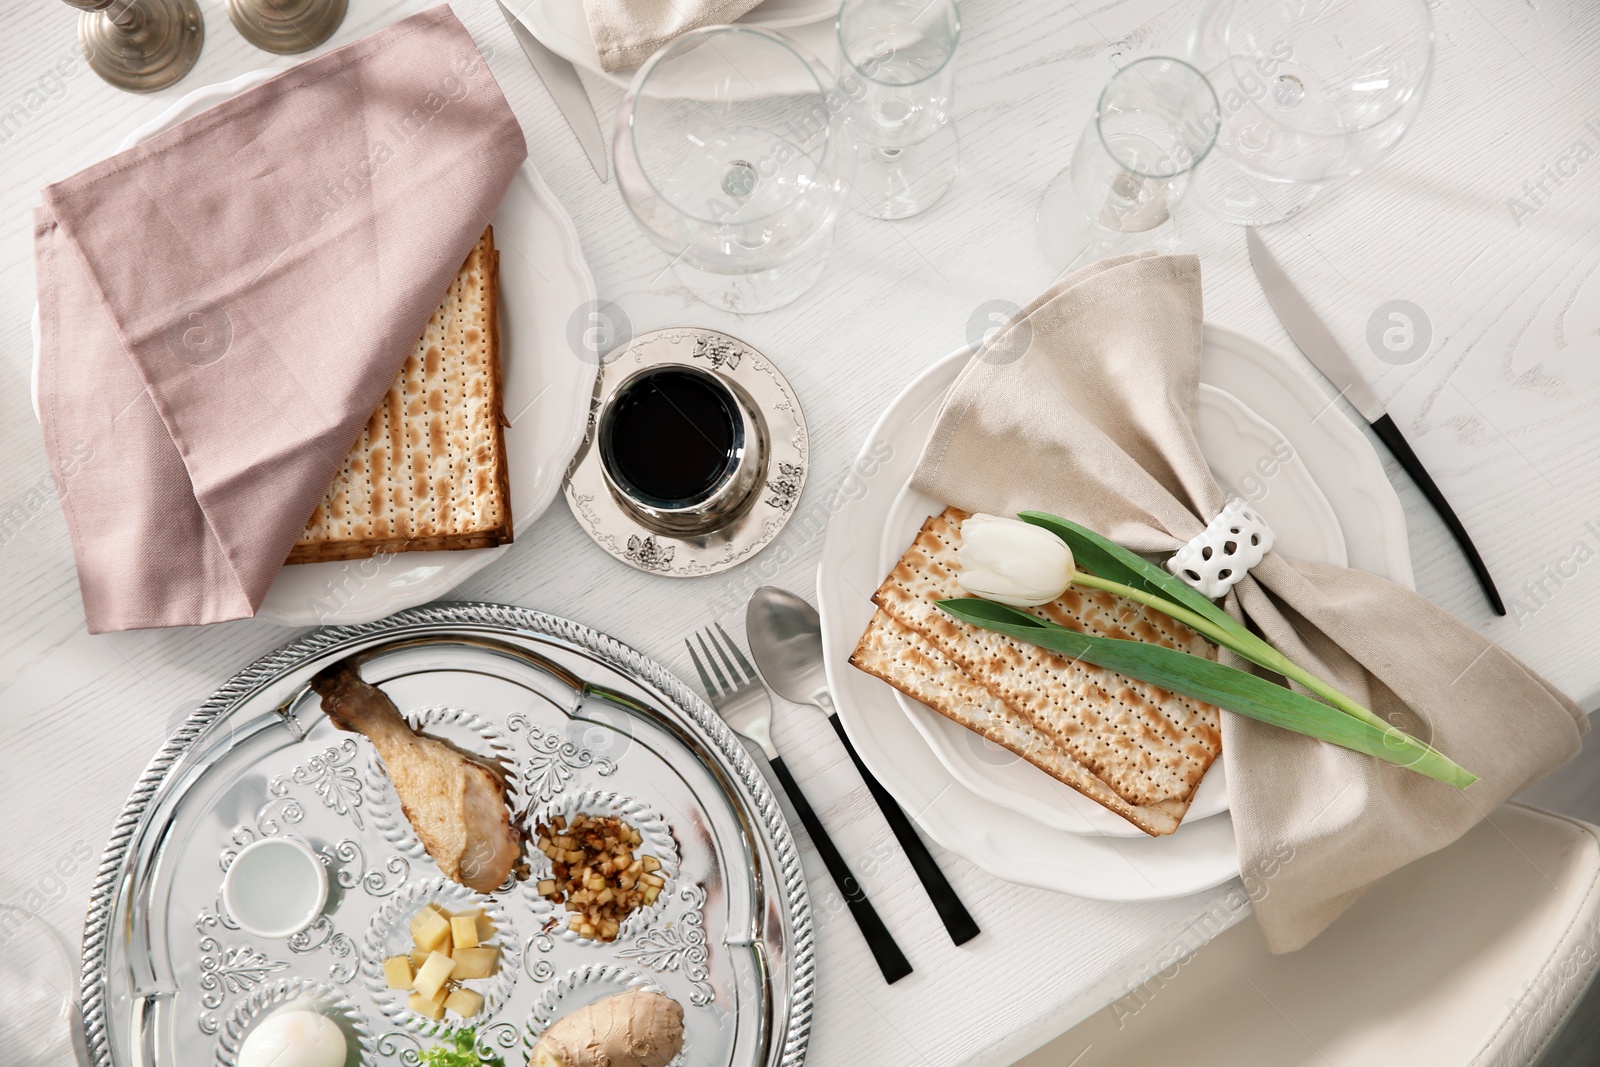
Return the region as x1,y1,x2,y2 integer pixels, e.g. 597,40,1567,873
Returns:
237,1009,346,1067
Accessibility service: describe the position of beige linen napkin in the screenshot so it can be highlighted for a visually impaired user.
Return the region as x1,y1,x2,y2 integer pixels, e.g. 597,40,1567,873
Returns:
34,6,525,634
582,0,763,71
913,252,1586,951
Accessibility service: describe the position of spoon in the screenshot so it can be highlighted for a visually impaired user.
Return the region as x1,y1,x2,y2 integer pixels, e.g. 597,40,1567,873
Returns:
746,586,980,946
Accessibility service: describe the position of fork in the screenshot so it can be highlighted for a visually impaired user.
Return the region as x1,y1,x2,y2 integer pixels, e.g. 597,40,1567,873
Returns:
688,623,913,984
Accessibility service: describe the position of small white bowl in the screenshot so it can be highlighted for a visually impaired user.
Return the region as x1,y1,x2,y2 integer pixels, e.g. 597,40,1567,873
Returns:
222,838,329,939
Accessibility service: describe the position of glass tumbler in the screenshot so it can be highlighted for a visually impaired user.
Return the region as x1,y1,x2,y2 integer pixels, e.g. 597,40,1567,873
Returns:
1037,57,1220,270
0,904,76,1066
1185,0,1434,225
614,27,851,315
836,0,962,220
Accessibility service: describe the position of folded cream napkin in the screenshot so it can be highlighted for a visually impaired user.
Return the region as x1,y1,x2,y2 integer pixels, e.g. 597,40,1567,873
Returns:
582,0,763,71
913,252,1586,951
34,6,526,634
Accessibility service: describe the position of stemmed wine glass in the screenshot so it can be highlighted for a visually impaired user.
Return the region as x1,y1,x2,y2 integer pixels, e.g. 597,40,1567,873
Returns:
614,27,852,314
1036,57,1220,270
0,905,77,1066
836,0,963,220
61,0,203,93
1185,0,1435,225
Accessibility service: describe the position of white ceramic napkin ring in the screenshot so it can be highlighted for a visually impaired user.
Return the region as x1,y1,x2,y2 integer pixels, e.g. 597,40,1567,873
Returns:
1166,498,1275,599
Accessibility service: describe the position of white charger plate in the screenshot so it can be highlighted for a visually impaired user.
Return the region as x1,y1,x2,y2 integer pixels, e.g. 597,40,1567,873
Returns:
817,325,1413,900
507,0,841,91
32,69,598,626
885,381,1348,837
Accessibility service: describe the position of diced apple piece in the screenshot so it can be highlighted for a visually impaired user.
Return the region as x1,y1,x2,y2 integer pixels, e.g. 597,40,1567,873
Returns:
444,986,485,1019
450,915,480,949
383,955,414,990
413,950,456,1002
476,912,496,942
410,907,453,953
410,948,430,971
407,987,448,1022
451,945,499,980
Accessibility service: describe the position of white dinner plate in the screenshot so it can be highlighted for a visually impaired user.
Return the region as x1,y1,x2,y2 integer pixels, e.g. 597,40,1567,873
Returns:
885,381,1348,837
508,0,842,91
817,325,1413,900
32,70,598,627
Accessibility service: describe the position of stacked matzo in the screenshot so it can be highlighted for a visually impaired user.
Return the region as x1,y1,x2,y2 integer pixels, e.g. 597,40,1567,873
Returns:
289,227,511,563
850,508,1221,836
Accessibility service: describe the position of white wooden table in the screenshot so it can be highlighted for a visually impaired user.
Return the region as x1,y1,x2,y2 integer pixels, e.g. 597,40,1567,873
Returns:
2,1,1598,1064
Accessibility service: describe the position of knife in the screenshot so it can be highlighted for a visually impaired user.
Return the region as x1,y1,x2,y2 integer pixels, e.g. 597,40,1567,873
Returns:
1245,227,1505,615
496,0,609,181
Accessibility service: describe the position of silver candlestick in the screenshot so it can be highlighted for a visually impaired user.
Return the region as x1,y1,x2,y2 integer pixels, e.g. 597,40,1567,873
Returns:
63,0,203,93
228,0,346,54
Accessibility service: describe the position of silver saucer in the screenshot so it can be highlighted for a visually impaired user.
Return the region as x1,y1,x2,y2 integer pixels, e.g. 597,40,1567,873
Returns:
564,329,809,577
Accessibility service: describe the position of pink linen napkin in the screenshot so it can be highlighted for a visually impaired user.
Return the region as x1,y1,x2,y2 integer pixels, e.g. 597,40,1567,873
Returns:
34,6,526,633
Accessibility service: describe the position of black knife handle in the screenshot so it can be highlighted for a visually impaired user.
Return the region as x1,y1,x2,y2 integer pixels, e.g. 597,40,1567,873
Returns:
768,754,913,983
1370,414,1505,616
826,712,981,946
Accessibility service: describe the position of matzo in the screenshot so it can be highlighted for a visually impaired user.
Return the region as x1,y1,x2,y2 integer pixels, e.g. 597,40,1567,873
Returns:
871,509,1220,807
290,227,511,563
850,609,1188,836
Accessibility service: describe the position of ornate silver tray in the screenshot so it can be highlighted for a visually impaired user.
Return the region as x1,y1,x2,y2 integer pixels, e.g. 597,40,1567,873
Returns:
80,604,814,1067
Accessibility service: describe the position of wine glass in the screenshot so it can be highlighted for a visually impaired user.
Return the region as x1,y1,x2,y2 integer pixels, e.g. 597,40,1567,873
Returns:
614,27,852,314
1185,0,1435,225
0,905,77,1066
836,0,962,220
62,0,203,93
1036,57,1220,270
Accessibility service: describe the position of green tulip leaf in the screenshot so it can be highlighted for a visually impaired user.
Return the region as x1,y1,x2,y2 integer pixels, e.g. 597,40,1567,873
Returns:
936,597,1476,789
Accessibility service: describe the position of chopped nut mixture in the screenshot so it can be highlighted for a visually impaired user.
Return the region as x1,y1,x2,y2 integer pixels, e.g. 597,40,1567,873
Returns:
533,813,666,942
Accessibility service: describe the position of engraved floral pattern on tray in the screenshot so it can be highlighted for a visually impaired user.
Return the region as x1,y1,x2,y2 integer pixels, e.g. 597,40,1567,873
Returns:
272,738,365,829
287,914,360,985
217,796,306,872
508,713,617,806
616,884,715,1006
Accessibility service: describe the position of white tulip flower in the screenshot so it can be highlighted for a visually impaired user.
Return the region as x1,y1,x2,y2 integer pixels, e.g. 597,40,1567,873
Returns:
955,513,1077,607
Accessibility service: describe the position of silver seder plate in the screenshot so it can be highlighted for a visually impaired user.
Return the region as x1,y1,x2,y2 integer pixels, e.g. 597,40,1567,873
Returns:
80,604,814,1067
565,328,809,577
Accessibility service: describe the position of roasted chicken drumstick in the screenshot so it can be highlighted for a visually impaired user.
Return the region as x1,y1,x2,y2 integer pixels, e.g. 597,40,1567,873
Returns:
312,662,521,892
